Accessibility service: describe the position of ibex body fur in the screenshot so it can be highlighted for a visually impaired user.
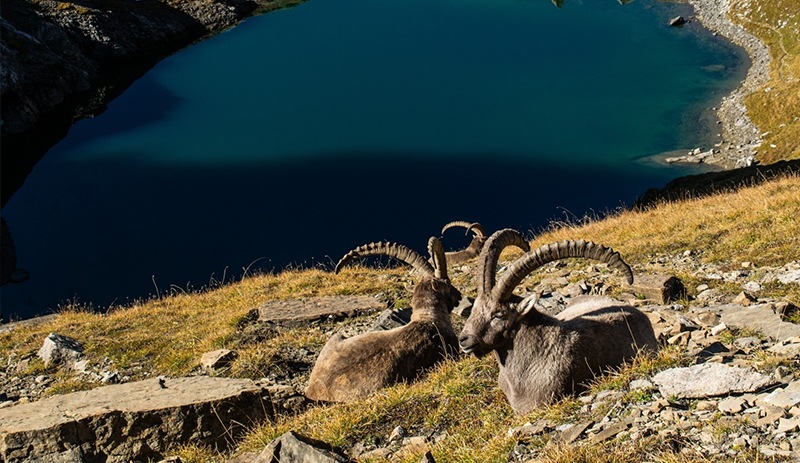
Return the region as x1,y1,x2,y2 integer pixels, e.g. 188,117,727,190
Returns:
458,229,658,413
306,238,461,403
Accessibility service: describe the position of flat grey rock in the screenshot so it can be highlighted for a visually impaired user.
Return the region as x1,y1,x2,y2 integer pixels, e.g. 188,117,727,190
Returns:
0,377,271,463
719,303,800,341
257,296,386,326
653,363,776,399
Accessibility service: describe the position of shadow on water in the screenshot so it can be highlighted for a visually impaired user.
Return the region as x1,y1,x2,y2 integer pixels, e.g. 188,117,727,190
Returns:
53,76,184,153
0,152,679,321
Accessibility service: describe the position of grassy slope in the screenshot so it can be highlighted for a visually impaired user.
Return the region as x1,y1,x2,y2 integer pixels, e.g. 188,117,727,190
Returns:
2,173,798,462
731,0,800,163
1,0,799,460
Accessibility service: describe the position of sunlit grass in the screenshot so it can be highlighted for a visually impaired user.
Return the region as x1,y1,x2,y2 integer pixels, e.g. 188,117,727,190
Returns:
730,0,800,163
2,172,799,462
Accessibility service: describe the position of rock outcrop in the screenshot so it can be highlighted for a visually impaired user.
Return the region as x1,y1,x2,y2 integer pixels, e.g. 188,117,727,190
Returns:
0,377,275,463
0,0,294,204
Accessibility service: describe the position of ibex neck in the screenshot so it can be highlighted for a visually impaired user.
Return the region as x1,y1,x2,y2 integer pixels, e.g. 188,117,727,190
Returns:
410,307,451,325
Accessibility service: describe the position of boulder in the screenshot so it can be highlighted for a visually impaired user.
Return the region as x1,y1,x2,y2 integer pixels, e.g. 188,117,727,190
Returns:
669,16,687,27
37,333,83,367
627,274,686,304
256,431,350,462
0,377,272,463
653,363,776,399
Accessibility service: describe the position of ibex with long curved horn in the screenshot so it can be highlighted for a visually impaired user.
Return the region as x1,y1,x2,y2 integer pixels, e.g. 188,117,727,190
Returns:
440,221,487,264
458,229,658,413
305,237,462,402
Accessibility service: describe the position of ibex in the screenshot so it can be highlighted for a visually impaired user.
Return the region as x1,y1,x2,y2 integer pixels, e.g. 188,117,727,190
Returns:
440,221,486,264
458,229,658,413
305,237,462,402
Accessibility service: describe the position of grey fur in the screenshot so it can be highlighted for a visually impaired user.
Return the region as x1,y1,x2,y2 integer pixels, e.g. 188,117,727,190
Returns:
458,229,658,413
306,237,461,403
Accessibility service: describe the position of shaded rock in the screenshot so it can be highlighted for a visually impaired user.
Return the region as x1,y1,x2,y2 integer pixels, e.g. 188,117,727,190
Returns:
653,363,776,399
669,16,687,27
558,421,593,444
420,450,436,463
0,377,272,463
763,382,800,409
371,307,412,331
257,296,386,326
777,418,800,434
259,431,349,463
200,349,237,372
510,420,554,438
37,333,83,367
732,291,758,305
696,341,731,363
695,312,721,327
769,338,800,358
589,419,632,443
627,274,686,304
718,396,747,413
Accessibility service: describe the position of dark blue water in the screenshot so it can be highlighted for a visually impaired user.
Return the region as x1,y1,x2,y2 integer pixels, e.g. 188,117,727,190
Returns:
1,0,747,321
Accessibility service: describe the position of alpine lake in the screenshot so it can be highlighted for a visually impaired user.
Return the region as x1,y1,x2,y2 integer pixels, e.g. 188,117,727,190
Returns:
0,0,748,320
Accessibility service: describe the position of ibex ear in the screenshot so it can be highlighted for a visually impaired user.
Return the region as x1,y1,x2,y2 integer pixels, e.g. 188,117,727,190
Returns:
517,292,540,317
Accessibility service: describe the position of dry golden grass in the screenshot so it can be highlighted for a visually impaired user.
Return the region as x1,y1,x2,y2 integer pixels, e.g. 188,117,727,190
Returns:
0,268,408,386
731,0,800,163
532,173,800,268
2,174,799,461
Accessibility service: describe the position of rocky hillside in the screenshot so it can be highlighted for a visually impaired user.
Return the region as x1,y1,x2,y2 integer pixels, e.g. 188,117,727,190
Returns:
1,174,798,462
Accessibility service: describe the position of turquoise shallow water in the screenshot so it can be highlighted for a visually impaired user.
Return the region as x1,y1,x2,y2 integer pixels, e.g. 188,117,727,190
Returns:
1,0,747,320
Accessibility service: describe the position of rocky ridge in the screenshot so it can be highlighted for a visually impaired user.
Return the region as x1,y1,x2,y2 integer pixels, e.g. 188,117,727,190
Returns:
2,252,800,462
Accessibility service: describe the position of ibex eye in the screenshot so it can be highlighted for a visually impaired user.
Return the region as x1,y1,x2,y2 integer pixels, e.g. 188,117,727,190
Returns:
492,312,507,320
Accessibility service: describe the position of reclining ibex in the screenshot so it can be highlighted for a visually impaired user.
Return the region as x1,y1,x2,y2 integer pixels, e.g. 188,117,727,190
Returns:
305,237,462,402
440,221,487,264
458,229,658,413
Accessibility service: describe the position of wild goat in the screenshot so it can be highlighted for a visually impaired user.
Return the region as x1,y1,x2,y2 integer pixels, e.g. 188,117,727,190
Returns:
305,237,462,403
440,221,487,264
458,229,658,413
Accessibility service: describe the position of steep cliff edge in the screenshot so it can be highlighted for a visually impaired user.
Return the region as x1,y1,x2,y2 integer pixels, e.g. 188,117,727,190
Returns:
0,0,295,205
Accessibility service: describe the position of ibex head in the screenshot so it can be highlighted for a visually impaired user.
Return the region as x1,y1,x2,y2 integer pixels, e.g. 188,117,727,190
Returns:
458,229,633,356
335,237,462,316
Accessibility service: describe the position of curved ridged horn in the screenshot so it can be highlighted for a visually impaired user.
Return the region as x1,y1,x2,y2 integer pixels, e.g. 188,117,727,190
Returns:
335,241,435,277
442,221,486,237
428,237,448,280
477,229,531,295
468,223,486,237
492,240,634,302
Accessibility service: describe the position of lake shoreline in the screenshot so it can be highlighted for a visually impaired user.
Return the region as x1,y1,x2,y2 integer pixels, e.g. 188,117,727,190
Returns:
669,0,772,169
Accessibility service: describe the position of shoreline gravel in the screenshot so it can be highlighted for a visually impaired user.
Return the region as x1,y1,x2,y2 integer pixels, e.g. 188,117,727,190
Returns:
681,0,772,169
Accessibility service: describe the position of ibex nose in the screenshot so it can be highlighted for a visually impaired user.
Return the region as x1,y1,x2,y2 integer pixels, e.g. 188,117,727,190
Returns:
458,334,476,354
